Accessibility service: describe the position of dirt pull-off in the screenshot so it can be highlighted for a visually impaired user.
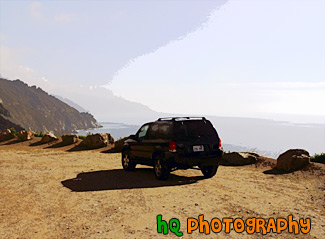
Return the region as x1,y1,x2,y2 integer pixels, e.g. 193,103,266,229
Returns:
0,138,324,238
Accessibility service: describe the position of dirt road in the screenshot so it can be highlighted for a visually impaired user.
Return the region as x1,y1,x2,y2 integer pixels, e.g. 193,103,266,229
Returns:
0,138,324,238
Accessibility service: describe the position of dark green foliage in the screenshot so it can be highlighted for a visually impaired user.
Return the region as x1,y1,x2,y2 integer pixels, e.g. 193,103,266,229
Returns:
311,153,325,164
78,132,91,140
10,127,18,137
78,135,87,140
34,131,45,137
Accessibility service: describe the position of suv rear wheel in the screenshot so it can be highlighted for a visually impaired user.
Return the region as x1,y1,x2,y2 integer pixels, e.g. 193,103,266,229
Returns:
122,150,136,171
154,155,170,180
200,165,218,178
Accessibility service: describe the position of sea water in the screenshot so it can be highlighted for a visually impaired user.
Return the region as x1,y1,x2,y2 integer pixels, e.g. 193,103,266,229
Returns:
76,122,139,140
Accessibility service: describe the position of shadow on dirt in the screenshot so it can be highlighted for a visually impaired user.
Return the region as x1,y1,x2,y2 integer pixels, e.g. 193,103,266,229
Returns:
264,163,325,176
61,168,204,192
45,141,76,149
101,147,121,154
29,140,48,146
263,168,291,175
3,139,21,145
67,144,100,152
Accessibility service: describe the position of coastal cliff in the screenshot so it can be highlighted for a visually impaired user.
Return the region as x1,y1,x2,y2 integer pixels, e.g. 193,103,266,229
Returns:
0,78,101,135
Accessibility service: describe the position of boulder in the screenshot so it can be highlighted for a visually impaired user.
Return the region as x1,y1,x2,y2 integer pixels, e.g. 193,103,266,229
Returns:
107,133,115,144
243,152,261,158
113,137,128,152
41,133,58,143
105,136,128,153
220,152,258,166
62,134,78,145
276,149,310,172
0,129,14,141
80,133,114,149
18,130,34,141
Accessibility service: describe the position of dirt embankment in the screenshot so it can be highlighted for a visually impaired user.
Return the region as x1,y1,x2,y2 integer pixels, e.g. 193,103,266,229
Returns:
0,138,324,238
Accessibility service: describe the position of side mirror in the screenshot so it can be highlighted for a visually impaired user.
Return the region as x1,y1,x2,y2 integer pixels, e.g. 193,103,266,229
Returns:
129,134,137,140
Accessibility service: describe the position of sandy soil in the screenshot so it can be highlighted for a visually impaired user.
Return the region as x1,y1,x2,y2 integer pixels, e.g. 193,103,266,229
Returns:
0,138,324,239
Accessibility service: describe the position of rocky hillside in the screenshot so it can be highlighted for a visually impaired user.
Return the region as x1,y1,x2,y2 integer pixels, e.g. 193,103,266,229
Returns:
0,78,101,135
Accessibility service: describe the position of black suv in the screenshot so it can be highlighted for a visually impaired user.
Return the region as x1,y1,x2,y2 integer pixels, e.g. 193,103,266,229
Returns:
122,117,223,180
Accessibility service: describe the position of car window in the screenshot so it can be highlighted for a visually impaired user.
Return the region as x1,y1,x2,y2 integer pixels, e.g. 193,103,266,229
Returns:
174,120,217,138
158,124,172,139
138,125,149,139
147,124,159,139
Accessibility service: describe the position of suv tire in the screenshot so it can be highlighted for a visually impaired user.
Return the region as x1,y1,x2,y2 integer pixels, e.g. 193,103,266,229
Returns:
200,165,218,178
122,150,136,171
154,154,170,180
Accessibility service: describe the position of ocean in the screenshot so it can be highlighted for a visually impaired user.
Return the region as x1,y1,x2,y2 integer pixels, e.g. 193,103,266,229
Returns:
77,122,139,140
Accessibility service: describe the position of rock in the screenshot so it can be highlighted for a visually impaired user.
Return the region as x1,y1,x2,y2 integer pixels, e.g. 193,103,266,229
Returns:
107,134,115,144
41,133,58,143
62,134,78,145
220,152,258,166
111,136,128,152
18,130,34,141
276,149,310,172
0,129,14,141
80,133,114,149
243,152,261,158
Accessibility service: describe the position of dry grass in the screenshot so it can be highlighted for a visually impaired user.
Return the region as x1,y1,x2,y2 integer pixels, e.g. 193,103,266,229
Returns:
0,138,324,238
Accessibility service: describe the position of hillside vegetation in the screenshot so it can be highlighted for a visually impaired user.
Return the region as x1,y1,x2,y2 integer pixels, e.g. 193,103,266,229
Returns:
0,78,101,135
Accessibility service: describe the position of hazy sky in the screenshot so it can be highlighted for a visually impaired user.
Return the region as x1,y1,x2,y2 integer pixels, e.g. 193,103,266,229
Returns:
0,0,224,85
108,0,325,118
1,0,325,122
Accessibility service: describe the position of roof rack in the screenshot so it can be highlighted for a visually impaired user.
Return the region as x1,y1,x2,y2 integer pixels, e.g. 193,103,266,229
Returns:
157,117,206,121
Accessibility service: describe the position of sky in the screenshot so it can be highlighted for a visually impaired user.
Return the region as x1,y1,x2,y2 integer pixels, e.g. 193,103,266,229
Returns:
108,0,325,120
1,0,325,123
0,0,224,85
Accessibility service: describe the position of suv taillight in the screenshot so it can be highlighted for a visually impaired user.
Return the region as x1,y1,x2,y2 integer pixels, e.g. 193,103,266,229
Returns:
169,141,177,152
219,138,222,148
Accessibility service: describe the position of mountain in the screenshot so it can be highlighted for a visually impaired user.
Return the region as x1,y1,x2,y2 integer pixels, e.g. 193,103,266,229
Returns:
50,84,167,125
54,95,88,113
0,78,101,135
0,115,24,132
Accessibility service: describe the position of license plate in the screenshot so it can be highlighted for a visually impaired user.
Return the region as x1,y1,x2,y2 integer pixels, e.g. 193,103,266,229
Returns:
193,145,204,152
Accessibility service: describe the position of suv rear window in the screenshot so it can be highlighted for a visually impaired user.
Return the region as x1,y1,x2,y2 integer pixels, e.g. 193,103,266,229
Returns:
174,120,217,139
147,122,172,139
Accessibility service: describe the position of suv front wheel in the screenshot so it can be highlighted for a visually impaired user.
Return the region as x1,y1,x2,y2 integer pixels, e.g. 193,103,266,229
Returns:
200,165,218,178
122,150,136,171
154,155,170,180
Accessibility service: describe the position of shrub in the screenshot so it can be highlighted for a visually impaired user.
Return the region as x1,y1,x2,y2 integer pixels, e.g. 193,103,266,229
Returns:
78,135,87,140
34,131,45,137
311,153,325,164
9,128,18,137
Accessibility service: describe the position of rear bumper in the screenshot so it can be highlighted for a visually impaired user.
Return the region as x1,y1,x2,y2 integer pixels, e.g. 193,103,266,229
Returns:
165,150,222,167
